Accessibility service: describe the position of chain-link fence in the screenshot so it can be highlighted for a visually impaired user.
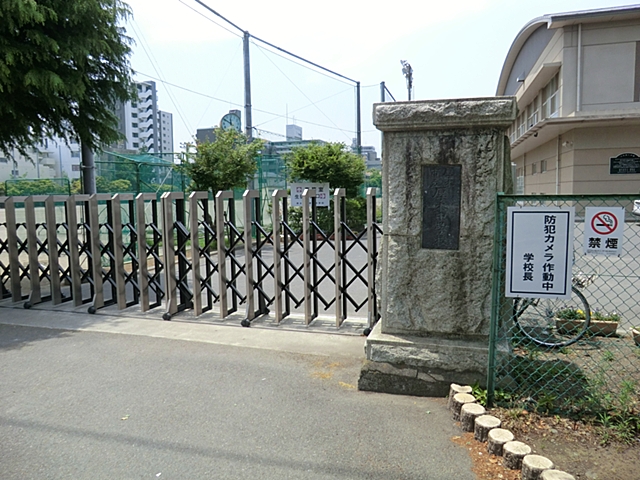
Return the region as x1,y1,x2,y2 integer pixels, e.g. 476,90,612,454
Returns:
488,194,640,422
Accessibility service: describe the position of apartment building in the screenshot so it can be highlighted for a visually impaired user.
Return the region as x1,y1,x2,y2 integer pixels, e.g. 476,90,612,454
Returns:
115,80,174,154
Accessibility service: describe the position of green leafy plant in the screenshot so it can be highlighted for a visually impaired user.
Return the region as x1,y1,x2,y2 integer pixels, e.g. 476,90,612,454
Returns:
592,310,620,322
555,307,586,320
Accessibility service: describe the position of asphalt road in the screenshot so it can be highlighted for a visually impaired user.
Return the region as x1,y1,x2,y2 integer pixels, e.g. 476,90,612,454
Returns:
0,310,474,480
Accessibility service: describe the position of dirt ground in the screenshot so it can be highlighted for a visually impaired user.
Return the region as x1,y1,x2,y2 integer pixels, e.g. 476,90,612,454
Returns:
452,408,640,480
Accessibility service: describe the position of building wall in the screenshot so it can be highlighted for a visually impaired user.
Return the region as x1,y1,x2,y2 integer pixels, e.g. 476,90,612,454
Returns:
512,126,640,195
580,20,640,112
505,12,640,196
0,139,81,185
572,126,640,194
158,111,174,153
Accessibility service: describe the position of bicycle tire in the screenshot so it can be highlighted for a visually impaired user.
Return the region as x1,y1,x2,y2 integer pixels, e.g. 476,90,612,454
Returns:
513,285,591,348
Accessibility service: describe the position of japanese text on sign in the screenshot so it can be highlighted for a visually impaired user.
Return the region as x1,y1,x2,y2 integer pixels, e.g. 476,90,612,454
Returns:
506,207,574,299
289,183,331,207
583,207,625,257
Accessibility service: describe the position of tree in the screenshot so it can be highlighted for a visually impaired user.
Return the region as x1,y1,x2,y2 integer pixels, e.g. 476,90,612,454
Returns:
0,0,135,157
365,168,382,191
285,142,365,198
185,128,264,194
285,142,367,232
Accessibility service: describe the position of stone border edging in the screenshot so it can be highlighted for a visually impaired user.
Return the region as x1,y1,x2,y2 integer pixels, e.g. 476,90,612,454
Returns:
447,383,576,480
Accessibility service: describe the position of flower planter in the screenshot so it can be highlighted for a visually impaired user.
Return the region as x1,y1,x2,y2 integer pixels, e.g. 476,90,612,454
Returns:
631,328,640,346
555,318,619,337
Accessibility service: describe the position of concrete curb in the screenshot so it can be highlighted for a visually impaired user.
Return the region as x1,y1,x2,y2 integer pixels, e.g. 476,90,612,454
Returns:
447,383,576,480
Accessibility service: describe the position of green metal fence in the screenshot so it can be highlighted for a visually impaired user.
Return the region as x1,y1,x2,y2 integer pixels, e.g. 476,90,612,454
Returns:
488,194,640,420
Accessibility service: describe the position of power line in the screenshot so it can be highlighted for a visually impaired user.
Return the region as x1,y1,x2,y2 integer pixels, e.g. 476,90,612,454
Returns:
130,20,193,136
134,71,356,135
177,0,242,38
195,39,243,128
253,42,353,142
191,0,358,85
245,39,353,87
192,0,244,35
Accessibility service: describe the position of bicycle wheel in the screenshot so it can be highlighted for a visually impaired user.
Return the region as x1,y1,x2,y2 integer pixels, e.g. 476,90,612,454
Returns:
513,285,591,348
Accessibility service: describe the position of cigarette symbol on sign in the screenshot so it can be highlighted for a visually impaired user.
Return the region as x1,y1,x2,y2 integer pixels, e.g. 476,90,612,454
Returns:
592,212,617,235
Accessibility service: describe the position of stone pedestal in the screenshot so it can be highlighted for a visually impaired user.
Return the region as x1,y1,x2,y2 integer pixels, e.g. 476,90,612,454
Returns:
359,98,516,396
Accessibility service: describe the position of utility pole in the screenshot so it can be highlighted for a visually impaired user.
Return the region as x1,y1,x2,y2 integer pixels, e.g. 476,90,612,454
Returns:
81,140,96,194
356,82,361,153
401,60,413,101
243,31,253,141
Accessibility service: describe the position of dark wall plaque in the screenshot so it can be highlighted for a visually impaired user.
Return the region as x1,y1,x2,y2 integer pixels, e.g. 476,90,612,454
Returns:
610,153,640,174
422,165,461,250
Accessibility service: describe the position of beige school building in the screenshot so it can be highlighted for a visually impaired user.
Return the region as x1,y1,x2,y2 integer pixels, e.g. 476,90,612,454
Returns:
497,5,640,195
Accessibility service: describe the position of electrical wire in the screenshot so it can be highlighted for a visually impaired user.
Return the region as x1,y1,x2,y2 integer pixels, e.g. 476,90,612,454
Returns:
130,20,193,137
253,86,353,128
194,39,243,128
178,0,242,38
245,39,354,87
134,71,356,135
253,41,354,142
187,0,358,85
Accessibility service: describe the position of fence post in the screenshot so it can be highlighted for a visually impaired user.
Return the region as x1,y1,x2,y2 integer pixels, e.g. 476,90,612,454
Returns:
24,196,46,307
216,190,233,319
366,187,378,330
243,189,259,324
189,191,208,316
5,196,24,302
161,192,178,320
88,194,108,312
111,193,130,310
271,189,287,323
47,196,63,305
66,195,85,306
334,188,346,327
486,193,506,408
136,193,151,312
302,188,317,325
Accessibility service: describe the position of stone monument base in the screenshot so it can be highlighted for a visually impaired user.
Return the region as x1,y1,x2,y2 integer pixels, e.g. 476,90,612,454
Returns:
358,322,489,397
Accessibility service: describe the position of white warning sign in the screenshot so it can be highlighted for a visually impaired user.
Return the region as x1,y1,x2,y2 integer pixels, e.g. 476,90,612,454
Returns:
583,207,625,256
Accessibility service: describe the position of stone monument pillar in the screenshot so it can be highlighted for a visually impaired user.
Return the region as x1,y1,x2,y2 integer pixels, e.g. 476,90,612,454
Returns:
359,97,517,396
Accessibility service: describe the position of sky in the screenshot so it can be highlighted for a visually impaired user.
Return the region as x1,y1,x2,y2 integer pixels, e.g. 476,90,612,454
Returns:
123,0,640,156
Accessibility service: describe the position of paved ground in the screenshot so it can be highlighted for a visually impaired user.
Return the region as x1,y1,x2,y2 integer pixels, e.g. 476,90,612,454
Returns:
0,306,474,480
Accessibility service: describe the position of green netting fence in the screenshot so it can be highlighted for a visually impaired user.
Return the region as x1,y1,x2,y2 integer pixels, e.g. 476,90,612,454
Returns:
95,151,189,194
488,194,640,424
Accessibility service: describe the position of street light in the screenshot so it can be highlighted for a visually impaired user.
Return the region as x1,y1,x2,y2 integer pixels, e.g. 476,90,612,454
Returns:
400,60,413,101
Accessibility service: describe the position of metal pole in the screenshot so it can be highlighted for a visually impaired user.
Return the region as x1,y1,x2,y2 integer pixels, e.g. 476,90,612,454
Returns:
243,31,253,141
81,141,96,194
380,81,385,102
356,82,361,154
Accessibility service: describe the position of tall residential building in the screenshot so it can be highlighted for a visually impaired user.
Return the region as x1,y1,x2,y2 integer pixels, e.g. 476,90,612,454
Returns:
115,80,174,154
497,5,640,194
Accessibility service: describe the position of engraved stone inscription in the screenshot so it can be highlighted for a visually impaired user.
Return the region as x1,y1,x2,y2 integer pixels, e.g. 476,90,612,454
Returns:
422,165,461,250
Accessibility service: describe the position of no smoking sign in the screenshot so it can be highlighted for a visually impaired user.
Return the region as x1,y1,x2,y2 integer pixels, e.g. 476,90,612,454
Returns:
584,207,625,256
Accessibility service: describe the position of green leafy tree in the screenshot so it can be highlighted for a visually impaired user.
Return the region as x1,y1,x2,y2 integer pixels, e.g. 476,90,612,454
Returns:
0,0,135,157
365,168,382,192
285,142,365,197
185,128,264,194
285,142,367,232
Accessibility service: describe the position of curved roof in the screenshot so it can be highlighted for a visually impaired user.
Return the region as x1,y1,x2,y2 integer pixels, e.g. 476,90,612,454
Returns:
496,5,640,96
